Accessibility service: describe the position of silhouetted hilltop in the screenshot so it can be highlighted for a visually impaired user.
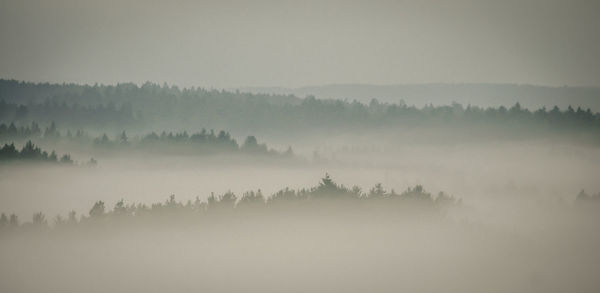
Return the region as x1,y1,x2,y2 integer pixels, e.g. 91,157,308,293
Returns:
0,174,459,231
2,79,599,142
238,83,600,112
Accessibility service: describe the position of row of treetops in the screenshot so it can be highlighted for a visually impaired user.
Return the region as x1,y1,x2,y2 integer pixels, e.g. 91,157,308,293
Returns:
1,80,599,132
0,140,96,165
2,175,598,232
1,97,598,124
0,122,294,156
0,175,458,231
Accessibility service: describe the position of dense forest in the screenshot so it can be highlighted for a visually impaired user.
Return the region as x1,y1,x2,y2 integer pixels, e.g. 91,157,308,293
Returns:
0,140,77,164
244,83,600,111
0,175,459,231
2,174,598,233
1,80,599,140
0,122,293,157
3,1,600,292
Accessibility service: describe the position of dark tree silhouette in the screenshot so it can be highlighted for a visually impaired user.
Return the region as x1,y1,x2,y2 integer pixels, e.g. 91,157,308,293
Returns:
89,201,106,218
0,140,76,164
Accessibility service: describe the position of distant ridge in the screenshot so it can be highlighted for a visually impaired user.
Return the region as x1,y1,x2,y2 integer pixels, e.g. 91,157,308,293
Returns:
2,79,598,112
235,83,600,111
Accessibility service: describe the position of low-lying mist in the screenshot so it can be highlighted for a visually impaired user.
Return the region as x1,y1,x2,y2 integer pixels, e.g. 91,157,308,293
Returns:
1,139,598,218
2,80,600,293
1,176,599,293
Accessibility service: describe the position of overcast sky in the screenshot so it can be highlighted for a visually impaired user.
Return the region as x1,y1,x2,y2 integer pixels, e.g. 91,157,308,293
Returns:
1,0,599,88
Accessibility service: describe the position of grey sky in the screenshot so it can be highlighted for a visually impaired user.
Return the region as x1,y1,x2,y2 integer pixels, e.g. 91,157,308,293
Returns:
1,0,599,88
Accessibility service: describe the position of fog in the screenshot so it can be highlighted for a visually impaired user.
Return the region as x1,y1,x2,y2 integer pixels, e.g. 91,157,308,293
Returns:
2,0,600,290
1,0,600,87
1,186,599,293
0,141,597,214
2,79,600,292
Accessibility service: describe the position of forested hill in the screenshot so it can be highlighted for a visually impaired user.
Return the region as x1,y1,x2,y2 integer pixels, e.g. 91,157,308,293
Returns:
238,83,600,112
0,79,302,106
1,79,599,141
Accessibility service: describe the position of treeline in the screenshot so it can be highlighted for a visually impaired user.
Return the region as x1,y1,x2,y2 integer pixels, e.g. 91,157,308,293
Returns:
1,79,599,136
0,121,57,140
0,99,135,130
0,140,75,164
3,175,598,232
0,122,293,157
95,130,292,156
0,175,457,231
137,131,291,156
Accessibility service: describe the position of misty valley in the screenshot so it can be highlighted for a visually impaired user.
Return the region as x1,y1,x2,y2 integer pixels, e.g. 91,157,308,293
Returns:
0,80,599,293
3,0,600,291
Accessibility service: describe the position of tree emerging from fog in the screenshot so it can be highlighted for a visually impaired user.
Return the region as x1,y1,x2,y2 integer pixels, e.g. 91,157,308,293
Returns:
0,174,461,232
0,121,293,158
0,140,74,164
